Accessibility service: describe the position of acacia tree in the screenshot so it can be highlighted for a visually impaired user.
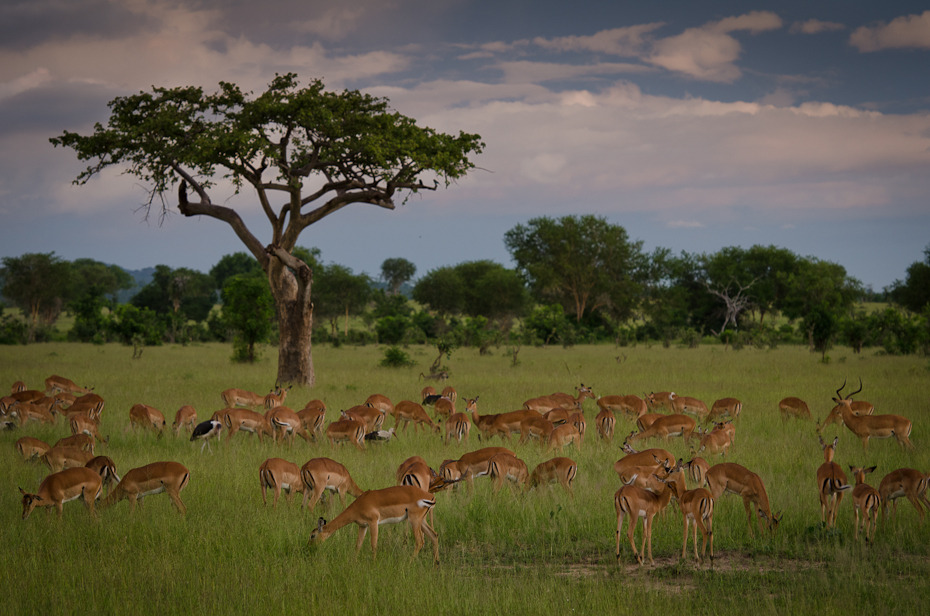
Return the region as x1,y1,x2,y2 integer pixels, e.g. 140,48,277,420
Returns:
0,252,71,342
51,73,483,385
381,258,416,296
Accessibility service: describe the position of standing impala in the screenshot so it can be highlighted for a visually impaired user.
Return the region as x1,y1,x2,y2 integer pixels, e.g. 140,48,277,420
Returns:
627,414,697,444
309,485,439,564
705,462,780,537
878,467,929,523
528,457,577,498
103,461,190,514
259,458,303,508
659,463,715,564
523,384,595,414
708,397,742,422
44,374,93,396
596,394,647,420
820,379,874,427
614,463,679,566
20,466,102,520
487,452,529,493
595,407,616,443
444,411,471,445
325,417,366,451
301,457,364,511
822,386,913,449
778,397,811,421
849,465,880,541
128,403,167,435
816,436,851,527
455,447,515,491
173,405,198,436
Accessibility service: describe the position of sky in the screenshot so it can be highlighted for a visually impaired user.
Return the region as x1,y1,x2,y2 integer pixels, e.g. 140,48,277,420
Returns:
1,1,929,292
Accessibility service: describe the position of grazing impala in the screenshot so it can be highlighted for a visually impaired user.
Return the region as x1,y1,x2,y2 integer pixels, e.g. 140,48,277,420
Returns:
364,394,393,417
15,436,51,462
325,418,366,451
816,436,851,527
70,413,107,445
487,452,529,493
659,463,715,563
42,445,94,472
85,455,120,494
671,396,710,422
432,397,456,421
705,462,780,537
341,404,386,432
708,397,742,422
221,387,266,409
20,467,102,520
67,393,105,422
682,457,710,488
297,401,327,440
397,456,440,525
456,447,515,491
12,398,60,426
11,380,27,394
822,385,913,449
778,397,811,421
173,405,198,436
309,485,439,564
523,384,595,414
627,414,697,444
645,391,677,412
519,415,555,445
391,400,440,434
529,457,577,498
878,467,930,523
44,374,92,396
697,421,735,457
259,458,303,508
128,403,166,435
266,406,311,446
301,457,364,511
486,408,544,442
849,465,880,541
223,408,272,442
595,408,616,442
103,461,190,514
445,411,471,445
596,394,648,420
547,423,582,453
55,433,95,453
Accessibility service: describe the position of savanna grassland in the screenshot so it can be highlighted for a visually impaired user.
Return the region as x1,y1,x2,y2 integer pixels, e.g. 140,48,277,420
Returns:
2,342,929,616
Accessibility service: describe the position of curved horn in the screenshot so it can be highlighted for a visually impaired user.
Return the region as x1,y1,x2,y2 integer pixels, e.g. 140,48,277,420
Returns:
835,378,847,400
848,378,863,399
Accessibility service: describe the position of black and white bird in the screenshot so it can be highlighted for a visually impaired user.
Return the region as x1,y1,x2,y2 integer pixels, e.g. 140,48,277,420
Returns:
364,427,396,442
190,419,222,452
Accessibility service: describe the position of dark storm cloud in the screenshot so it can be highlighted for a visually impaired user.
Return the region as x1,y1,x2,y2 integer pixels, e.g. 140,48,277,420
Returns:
0,0,156,51
0,81,116,137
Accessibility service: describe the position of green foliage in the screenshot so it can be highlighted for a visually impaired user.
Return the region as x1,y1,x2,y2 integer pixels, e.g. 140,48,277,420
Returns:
888,243,930,312
107,303,165,346
0,252,71,341
210,252,263,290
380,257,417,295
378,344,416,367
221,273,275,363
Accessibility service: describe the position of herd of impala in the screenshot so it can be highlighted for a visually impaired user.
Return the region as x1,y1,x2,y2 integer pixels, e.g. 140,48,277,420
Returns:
4,374,927,567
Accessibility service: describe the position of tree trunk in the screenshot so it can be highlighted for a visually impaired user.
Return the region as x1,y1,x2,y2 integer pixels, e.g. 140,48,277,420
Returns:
266,246,316,387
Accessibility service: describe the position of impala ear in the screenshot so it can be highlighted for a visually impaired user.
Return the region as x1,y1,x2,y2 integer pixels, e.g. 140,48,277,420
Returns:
316,517,326,532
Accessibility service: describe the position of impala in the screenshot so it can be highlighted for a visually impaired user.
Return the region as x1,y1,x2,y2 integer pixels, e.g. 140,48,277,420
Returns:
682,457,710,488
523,384,595,413
15,436,50,462
485,408,544,441
465,396,497,439
259,458,303,507
697,421,735,457
266,406,311,446
66,393,106,422
221,387,267,409
636,412,665,432
441,386,457,401
309,485,439,564
20,467,102,520
433,397,456,420
822,387,913,449
297,403,327,440
705,462,780,536
325,418,366,451
444,411,471,445
420,386,437,403
128,403,166,435
547,423,582,453
778,397,811,421
70,412,107,445
44,374,92,396
42,445,94,472
878,467,930,523
12,398,60,426
708,397,742,422
173,405,198,436
645,391,677,412
85,455,120,494
816,436,851,527
542,407,571,425
528,457,577,497
55,433,95,453
569,411,586,438
391,400,440,434
488,452,529,493
596,394,647,420
613,439,675,480
519,415,555,445
820,379,874,427
627,414,697,444
364,393,393,417
671,396,710,422
223,408,272,442
849,465,880,541
396,456,433,489
659,464,715,563
342,404,386,432
614,467,678,566
103,461,190,514
11,380,27,394
595,408,616,443
456,446,516,491
301,457,365,511
263,385,291,410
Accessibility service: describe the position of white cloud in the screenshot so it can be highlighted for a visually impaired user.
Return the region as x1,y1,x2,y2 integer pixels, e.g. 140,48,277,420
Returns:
850,10,930,51
790,19,845,35
532,24,663,56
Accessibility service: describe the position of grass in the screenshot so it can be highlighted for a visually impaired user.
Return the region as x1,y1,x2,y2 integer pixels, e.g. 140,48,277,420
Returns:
1,341,929,615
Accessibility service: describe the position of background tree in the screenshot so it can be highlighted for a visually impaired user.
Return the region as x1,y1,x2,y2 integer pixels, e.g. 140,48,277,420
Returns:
68,259,134,342
504,215,645,324
221,273,275,362
210,252,264,291
131,265,216,343
888,244,930,313
781,258,862,352
380,257,416,296
51,73,483,386
0,252,71,342
413,266,466,316
313,264,372,338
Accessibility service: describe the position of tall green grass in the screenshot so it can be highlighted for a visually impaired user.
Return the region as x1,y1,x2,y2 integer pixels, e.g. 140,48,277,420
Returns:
1,342,929,615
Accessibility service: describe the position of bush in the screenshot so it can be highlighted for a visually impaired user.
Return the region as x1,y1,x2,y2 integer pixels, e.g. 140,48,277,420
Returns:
379,345,416,368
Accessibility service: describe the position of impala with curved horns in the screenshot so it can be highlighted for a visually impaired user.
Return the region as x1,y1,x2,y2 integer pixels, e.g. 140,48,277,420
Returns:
821,382,913,449
309,485,439,564
820,378,874,427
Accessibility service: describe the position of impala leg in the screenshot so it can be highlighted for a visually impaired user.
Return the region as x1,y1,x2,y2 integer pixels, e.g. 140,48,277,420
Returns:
681,516,690,561
742,496,755,538
854,506,861,540
355,525,369,556
628,515,641,564
615,509,624,563
368,523,379,561
410,517,425,560
644,515,654,566
168,489,187,515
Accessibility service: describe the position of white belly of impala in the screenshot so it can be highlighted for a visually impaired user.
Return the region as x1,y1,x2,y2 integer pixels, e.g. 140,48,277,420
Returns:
379,513,408,525
139,486,166,497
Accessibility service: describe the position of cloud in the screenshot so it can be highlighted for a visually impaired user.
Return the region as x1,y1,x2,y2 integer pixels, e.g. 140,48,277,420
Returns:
646,11,782,82
790,19,846,35
850,11,930,51
532,24,664,56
